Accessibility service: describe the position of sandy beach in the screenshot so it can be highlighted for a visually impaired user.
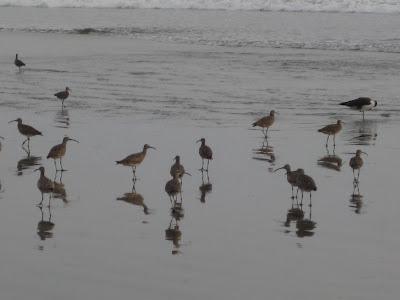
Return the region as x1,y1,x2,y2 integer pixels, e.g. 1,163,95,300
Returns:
1,7,400,300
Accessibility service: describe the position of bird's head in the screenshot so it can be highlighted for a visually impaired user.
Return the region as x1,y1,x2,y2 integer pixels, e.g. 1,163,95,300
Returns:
143,144,156,150
63,136,79,144
196,138,206,144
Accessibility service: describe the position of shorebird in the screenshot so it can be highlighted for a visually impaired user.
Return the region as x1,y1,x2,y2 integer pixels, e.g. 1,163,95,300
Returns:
252,110,276,138
170,155,191,182
318,120,342,148
47,136,79,172
165,172,182,203
35,166,54,206
340,97,377,120
349,149,367,183
116,144,156,181
197,138,213,171
296,172,317,206
274,164,304,198
54,87,70,108
14,54,25,71
9,118,42,148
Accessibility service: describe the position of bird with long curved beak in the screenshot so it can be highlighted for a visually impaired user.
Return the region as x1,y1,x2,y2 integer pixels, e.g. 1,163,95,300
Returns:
274,164,304,199
47,136,79,172
170,155,191,183
9,118,42,148
197,138,213,171
116,144,156,181
349,150,367,183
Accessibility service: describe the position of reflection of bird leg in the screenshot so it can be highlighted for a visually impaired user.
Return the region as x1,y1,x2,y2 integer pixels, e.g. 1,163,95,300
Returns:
22,143,30,156
131,182,136,193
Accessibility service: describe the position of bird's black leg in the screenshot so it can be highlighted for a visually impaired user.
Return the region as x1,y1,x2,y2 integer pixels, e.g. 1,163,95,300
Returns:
53,159,58,172
325,135,329,147
309,193,312,207
206,159,210,171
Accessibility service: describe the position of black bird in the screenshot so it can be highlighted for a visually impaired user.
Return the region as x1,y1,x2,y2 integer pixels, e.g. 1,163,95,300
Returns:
54,87,70,108
340,97,377,120
14,54,26,71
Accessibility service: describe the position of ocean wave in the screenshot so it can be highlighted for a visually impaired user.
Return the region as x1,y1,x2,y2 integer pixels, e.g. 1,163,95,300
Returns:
1,0,400,14
2,25,400,54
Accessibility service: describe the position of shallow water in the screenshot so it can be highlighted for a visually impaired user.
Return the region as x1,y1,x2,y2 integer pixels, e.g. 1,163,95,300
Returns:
1,8,400,300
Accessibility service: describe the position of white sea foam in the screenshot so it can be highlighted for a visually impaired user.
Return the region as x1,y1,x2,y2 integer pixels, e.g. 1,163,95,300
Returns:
1,0,400,14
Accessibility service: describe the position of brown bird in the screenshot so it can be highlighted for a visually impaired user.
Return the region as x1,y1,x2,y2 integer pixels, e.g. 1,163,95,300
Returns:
274,164,304,198
349,149,367,183
14,54,25,71
54,87,70,108
35,166,54,206
252,110,276,138
170,155,191,182
9,118,42,148
117,192,149,215
318,120,342,148
116,144,156,181
165,172,182,203
296,172,317,206
197,138,213,171
47,136,79,172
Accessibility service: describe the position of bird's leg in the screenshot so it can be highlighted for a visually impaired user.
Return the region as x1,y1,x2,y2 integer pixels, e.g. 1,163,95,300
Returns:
200,159,204,171
357,170,360,183
37,192,44,207
206,159,210,171
60,158,66,172
291,185,294,199
22,138,27,146
309,193,312,207
53,159,58,172
333,135,336,148
325,135,329,147
131,166,137,181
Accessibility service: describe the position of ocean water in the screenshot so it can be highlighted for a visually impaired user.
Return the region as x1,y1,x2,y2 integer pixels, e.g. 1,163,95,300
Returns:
1,6,400,300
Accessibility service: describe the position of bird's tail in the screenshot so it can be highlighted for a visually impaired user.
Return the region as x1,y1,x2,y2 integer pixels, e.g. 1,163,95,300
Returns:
116,161,121,164
252,122,257,127
313,187,317,191
339,101,349,106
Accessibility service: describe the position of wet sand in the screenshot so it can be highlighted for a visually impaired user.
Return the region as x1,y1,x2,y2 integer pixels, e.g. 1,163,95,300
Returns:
1,28,400,300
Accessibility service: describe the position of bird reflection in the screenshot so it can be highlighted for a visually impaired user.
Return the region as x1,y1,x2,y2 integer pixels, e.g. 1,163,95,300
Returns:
345,119,378,146
0,179,4,199
199,170,212,203
116,182,149,215
317,148,342,171
296,205,316,238
283,201,304,229
17,151,41,176
54,108,70,129
0,136,3,151
52,172,68,205
252,137,276,170
349,181,364,214
165,201,184,255
37,205,55,244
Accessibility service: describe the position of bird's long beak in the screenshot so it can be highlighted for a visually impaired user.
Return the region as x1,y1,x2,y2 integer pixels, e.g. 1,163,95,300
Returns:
362,151,368,156
34,168,40,172
196,139,201,143
184,172,192,176
149,146,156,150
69,138,79,143
8,119,17,123
273,167,284,173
